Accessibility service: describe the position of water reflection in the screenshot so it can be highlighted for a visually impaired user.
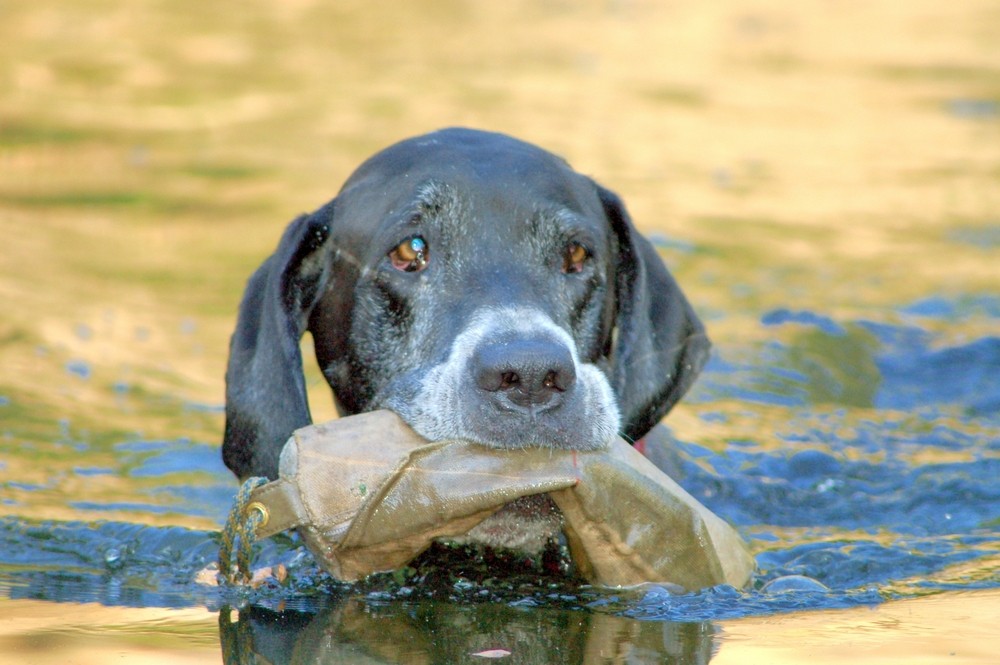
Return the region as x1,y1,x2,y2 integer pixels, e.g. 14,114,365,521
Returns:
219,600,714,665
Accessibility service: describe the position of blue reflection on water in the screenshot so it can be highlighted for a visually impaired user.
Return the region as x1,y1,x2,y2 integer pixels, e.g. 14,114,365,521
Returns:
875,334,1000,415
696,296,1000,417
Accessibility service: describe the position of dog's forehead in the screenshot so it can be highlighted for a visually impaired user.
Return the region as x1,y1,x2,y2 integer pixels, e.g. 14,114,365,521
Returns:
337,128,600,216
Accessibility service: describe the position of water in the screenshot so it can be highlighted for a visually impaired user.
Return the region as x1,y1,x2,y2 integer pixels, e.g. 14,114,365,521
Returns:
2,0,999,662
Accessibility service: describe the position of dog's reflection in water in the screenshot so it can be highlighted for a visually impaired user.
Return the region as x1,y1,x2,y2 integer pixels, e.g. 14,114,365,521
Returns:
219,597,714,665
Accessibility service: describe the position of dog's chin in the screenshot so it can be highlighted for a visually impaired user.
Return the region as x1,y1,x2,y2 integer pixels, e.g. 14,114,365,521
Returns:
442,494,564,556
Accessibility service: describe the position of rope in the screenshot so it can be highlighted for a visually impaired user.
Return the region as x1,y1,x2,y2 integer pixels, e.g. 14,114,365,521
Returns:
219,476,269,585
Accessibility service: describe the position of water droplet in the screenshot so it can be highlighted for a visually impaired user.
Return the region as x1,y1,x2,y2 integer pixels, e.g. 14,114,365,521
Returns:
104,546,125,571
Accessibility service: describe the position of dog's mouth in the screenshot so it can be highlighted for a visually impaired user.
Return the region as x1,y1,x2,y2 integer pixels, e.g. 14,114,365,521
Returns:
372,306,623,453
441,494,565,556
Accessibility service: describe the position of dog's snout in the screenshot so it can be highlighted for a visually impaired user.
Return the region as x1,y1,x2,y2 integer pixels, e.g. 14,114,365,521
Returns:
473,338,576,410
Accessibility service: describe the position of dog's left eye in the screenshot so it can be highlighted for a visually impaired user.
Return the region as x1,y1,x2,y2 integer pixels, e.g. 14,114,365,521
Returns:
562,242,590,274
389,236,429,272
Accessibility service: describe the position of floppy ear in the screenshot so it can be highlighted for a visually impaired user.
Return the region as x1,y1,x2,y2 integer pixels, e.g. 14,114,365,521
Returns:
222,208,333,480
597,185,711,442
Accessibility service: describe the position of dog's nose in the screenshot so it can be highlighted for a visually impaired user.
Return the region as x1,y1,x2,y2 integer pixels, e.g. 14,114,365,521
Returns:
473,338,576,410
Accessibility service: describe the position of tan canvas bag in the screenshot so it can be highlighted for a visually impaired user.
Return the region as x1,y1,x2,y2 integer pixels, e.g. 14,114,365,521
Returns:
246,410,754,590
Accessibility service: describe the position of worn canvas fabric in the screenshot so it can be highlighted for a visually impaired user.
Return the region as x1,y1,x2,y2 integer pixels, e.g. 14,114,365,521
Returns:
249,410,754,590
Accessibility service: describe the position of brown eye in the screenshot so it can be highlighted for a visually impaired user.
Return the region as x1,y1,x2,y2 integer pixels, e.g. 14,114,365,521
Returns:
562,242,589,274
389,236,429,272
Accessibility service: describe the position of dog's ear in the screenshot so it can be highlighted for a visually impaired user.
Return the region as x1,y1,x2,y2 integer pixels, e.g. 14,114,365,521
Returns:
597,185,710,442
222,208,333,480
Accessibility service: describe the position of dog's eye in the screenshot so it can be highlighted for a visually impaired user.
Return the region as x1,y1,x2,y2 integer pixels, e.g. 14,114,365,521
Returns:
562,242,590,274
389,236,429,272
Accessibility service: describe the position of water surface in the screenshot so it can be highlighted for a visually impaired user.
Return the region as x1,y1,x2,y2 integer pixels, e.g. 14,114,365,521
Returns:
1,0,998,662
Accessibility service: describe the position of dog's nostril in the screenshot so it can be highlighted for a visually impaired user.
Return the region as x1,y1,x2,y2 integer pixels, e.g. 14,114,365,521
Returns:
499,371,520,390
541,371,566,392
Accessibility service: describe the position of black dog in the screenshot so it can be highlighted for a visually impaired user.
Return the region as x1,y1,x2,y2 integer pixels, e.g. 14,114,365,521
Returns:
223,128,709,482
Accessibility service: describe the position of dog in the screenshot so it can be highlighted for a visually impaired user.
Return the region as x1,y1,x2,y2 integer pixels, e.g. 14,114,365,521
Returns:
222,128,709,497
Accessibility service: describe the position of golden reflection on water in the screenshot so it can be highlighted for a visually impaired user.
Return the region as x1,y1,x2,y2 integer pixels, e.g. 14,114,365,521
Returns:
1,0,996,504
1,0,998,661
0,599,218,665
715,589,1000,664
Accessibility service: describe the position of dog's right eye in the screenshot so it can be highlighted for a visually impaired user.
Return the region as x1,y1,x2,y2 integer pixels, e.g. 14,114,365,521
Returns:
389,236,429,272
562,241,590,274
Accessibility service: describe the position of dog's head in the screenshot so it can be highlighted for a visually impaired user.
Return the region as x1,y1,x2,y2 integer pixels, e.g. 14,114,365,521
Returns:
223,128,709,480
